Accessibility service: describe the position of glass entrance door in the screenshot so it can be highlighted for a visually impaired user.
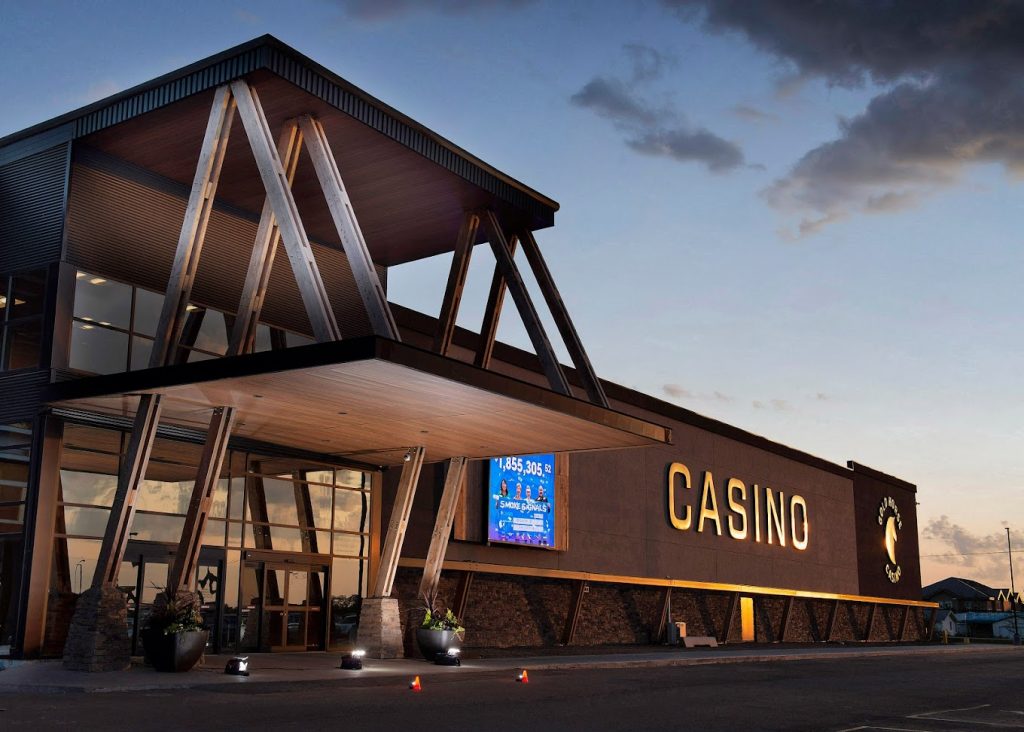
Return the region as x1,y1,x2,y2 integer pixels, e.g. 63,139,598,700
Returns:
238,557,328,652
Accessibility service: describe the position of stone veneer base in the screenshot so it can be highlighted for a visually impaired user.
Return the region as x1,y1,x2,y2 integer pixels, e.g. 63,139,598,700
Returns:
62,585,131,672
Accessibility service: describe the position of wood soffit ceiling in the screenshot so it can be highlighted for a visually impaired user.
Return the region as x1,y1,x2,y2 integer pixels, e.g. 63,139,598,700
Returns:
79,70,549,267
47,338,671,467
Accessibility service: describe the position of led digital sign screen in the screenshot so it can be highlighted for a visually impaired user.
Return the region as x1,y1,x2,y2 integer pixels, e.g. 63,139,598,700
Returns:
487,453,556,548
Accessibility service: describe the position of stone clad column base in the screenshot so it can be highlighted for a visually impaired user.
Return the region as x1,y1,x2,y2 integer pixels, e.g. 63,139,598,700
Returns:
359,597,404,658
62,586,130,672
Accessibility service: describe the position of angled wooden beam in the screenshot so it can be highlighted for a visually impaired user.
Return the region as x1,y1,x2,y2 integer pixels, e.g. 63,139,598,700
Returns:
825,599,840,642
898,604,911,641
150,85,236,367
474,233,517,369
92,394,163,587
518,229,608,407
418,457,468,599
373,446,426,598
478,210,570,396
563,580,587,645
864,603,877,642
780,596,795,642
167,406,236,592
433,213,480,355
173,307,205,365
230,81,341,343
656,587,672,643
298,114,399,341
229,120,304,355
722,592,739,643
453,571,474,621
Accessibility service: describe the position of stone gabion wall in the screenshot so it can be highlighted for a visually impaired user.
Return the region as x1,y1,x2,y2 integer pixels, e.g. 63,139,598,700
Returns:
391,568,928,650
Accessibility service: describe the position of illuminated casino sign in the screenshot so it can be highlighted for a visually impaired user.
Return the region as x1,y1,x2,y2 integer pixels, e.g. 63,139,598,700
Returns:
666,462,809,551
878,495,903,583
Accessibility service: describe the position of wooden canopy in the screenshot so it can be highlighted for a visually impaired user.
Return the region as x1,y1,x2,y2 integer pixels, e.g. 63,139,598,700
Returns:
47,338,670,466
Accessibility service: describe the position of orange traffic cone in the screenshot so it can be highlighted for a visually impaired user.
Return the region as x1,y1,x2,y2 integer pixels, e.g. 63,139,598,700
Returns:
410,675,422,691
517,669,529,683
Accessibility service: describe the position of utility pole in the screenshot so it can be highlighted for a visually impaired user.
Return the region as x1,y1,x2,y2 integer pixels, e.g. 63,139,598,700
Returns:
1008,527,1020,646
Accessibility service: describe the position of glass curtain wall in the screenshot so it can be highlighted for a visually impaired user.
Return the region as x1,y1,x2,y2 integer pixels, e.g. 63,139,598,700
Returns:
68,269,313,374
0,422,32,655
50,423,373,655
0,270,46,372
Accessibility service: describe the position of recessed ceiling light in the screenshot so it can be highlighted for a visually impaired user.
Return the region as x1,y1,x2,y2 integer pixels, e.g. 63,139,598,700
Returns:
88,277,106,285
185,304,199,312
81,324,95,330
76,272,86,279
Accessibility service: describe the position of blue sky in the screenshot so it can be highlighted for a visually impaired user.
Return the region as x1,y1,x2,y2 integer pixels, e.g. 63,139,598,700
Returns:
1,0,1021,587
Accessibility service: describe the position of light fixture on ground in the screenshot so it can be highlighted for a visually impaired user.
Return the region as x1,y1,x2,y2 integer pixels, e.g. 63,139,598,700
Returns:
434,647,461,666
225,656,250,676
340,649,366,670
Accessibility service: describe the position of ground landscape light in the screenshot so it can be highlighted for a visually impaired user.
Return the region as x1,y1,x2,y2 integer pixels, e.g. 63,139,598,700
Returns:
340,649,366,670
433,647,461,666
225,656,249,676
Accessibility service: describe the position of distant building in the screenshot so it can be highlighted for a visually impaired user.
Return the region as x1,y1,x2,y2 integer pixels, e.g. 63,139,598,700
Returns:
922,577,998,613
932,608,957,637
995,588,1024,612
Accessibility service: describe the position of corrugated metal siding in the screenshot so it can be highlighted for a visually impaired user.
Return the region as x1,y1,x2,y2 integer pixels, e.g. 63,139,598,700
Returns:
65,163,374,338
0,370,50,422
0,143,69,272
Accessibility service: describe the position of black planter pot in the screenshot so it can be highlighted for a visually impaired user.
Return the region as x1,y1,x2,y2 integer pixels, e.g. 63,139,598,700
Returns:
416,628,462,661
141,628,209,672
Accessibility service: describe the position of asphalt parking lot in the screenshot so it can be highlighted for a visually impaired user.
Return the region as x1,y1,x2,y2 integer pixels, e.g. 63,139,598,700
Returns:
0,646,1020,731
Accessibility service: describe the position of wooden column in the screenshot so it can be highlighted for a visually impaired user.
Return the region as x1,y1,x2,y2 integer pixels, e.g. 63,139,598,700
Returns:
298,114,399,341
433,213,480,355
418,456,468,599
150,85,236,366
92,394,163,588
825,599,840,642
478,209,570,396
231,81,341,343
563,580,587,645
167,406,236,592
475,234,517,369
229,119,304,354
372,446,426,598
518,229,608,407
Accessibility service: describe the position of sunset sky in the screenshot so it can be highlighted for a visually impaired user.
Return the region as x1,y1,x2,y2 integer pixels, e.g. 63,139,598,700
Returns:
2,0,1021,588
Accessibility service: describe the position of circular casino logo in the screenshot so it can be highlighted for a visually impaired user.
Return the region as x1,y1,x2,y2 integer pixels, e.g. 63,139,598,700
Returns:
877,496,903,583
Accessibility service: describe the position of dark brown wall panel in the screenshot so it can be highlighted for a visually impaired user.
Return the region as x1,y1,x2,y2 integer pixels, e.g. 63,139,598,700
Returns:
851,463,922,600
64,163,376,338
0,371,50,422
0,143,69,272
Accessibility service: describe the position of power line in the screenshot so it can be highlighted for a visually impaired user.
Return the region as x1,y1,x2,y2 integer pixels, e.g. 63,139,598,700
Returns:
921,550,1011,558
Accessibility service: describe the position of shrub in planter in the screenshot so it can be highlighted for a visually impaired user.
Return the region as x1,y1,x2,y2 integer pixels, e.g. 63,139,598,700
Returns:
141,588,209,672
415,591,465,661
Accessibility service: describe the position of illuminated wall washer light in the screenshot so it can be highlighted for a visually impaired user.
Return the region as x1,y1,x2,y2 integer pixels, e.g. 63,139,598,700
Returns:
434,647,461,666
224,656,249,676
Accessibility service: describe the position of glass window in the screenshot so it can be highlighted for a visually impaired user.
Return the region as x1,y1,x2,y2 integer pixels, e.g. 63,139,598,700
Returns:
4,319,41,370
130,512,185,543
10,271,46,319
136,479,192,515
62,506,110,537
332,532,364,558
334,489,367,533
130,336,153,371
132,288,163,337
193,309,228,356
69,321,128,374
59,470,119,507
73,273,131,330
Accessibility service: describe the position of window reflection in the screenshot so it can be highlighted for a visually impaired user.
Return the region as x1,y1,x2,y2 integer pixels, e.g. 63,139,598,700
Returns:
0,270,47,373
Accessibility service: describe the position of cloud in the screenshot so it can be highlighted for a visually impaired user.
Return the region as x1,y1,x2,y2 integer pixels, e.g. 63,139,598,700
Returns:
571,45,746,173
924,516,1022,587
731,104,777,122
664,0,1024,234
329,0,536,20
662,383,693,399
752,398,789,411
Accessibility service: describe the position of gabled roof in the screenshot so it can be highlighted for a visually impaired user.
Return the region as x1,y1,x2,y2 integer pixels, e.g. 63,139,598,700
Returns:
0,35,558,264
922,576,997,601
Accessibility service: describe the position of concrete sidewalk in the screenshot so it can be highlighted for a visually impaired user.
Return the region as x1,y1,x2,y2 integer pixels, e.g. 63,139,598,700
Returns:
0,643,1016,694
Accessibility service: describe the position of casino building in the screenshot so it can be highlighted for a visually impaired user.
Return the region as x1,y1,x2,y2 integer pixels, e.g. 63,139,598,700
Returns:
0,37,934,668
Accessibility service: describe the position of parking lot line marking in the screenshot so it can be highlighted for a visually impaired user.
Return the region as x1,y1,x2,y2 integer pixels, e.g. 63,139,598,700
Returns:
909,703,991,718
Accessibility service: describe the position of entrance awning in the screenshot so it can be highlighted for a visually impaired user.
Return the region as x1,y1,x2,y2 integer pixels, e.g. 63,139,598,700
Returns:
47,338,670,466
